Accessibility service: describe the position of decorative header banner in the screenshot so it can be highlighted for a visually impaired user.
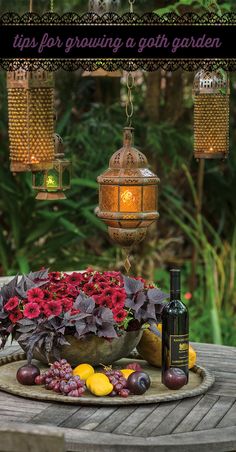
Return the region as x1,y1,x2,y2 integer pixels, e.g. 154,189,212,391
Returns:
1,12,236,71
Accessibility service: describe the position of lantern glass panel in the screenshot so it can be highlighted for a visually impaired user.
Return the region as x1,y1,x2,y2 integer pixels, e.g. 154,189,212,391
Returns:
100,185,118,211
119,186,142,212
46,169,59,190
62,168,70,186
34,171,45,187
143,185,157,212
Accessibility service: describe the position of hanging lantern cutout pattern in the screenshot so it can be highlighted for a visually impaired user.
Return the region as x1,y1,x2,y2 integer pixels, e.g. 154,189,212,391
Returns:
193,70,230,160
96,127,160,257
83,0,122,78
7,68,55,172
32,134,71,200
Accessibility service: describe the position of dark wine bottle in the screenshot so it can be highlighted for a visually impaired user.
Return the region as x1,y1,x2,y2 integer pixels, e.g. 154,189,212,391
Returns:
162,269,189,383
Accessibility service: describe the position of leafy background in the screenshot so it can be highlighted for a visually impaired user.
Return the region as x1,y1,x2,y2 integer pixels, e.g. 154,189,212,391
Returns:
0,0,236,345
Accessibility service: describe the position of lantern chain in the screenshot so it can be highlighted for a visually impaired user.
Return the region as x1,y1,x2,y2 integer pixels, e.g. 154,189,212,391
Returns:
29,0,33,12
128,0,135,13
125,72,134,127
50,0,54,13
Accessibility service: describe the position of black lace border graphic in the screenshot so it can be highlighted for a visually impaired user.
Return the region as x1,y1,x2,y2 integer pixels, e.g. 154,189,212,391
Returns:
1,12,236,71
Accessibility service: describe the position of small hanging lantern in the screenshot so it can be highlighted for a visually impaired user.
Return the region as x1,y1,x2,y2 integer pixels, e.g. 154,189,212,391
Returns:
83,0,122,78
7,68,55,172
32,134,71,200
96,126,159,248
193,70,230,160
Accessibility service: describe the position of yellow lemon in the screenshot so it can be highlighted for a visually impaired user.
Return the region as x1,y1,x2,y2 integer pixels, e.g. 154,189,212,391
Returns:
72,363,95,380
86,373,113,396
120,369,135,379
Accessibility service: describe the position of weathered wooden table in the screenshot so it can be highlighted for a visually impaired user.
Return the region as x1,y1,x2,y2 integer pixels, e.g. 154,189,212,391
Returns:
0,342,236,451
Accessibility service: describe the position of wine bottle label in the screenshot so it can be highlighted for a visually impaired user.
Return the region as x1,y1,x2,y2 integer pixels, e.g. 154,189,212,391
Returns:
169,334,189,367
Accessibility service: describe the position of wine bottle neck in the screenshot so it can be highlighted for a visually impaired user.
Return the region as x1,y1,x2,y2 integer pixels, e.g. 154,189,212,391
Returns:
170,290,181,300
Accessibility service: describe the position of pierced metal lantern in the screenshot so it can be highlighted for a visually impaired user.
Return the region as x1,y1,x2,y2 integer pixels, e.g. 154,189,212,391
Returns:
32,134,71,200
7,68,55,172
96,127,160,248
193,70,230,160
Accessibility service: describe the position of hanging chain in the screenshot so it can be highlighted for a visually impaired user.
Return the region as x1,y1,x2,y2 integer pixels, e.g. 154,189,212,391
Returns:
50,0,54,13
125,72,134,127
128,0,135,13
29,0,33,12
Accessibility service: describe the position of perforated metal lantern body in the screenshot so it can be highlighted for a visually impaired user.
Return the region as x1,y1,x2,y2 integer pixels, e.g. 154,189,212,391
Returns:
88,0,120,14
32,134,71,200
96,127,160,247
7,69,55,172
193,70,230,160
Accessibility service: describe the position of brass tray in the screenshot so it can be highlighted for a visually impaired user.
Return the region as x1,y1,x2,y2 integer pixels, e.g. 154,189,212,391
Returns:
0,352,215,406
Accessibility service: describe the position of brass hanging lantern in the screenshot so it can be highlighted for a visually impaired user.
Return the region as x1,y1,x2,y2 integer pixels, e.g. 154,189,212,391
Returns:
96,126,159,248
32,134,71,200
83,0,122,78
7,68,55,172
193,70,230,160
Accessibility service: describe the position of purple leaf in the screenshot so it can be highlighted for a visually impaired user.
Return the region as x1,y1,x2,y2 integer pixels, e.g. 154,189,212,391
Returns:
97,323,117,338
126,292,146,312
75,320,87,336
147,288,168,303
0,275,18,302
74,292,95,313
149,322,162,337
123,275,144,295
28,269,49,282
99,307,114,323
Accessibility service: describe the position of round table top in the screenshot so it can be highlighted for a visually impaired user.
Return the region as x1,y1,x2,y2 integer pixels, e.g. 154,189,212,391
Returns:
0,341,236,451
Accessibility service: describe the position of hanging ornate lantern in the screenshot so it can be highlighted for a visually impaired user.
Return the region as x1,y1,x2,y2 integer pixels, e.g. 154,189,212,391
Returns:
7,68,55,172
193,70,230,160
96,127,160,249
32,134,71,200
83,0,122,78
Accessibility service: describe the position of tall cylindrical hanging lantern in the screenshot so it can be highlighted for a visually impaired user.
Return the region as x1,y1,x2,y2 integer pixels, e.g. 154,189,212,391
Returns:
96,127,160,248
193,70,230,160
7,68,55,172
32,134,71,200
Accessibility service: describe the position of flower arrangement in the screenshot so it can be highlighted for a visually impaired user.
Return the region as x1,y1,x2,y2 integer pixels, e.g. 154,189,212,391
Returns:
0,268,167,361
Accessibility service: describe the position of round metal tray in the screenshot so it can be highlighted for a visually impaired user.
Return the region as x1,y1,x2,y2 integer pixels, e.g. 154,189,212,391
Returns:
0,352,215,405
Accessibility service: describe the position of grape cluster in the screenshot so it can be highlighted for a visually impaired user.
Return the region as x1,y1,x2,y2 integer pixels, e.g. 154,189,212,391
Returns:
104,369,130,398
35,359,85,397
126,362,142,371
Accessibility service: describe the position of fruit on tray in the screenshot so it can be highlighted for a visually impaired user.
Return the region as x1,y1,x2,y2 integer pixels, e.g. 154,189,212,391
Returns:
127,371,151,395
120,369,135,379
163,368,187,390
86,373,113,396
103,368,130,398
72,363,95,381
35,359,86,397
137,324,197,369
125,362,143,371
16,364,40,385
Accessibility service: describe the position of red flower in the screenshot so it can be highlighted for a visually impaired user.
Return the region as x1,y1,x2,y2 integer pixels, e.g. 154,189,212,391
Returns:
9,309,23,324
44,300,62,317
27,287,44,303
184,292,192,300
102,288,114,298
61,298,73,311
43,290,52,300
4,296,19,312
65,285,79,297
24,302,41,319
83,283,96,296
98,296,112,308
65,272,83,286
113,309,127,323
98,282,108,290
111,290,126,307
49,272,62,282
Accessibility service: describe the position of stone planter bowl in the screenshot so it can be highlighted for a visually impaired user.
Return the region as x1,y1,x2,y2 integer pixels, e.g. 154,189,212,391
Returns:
25,330,143,367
